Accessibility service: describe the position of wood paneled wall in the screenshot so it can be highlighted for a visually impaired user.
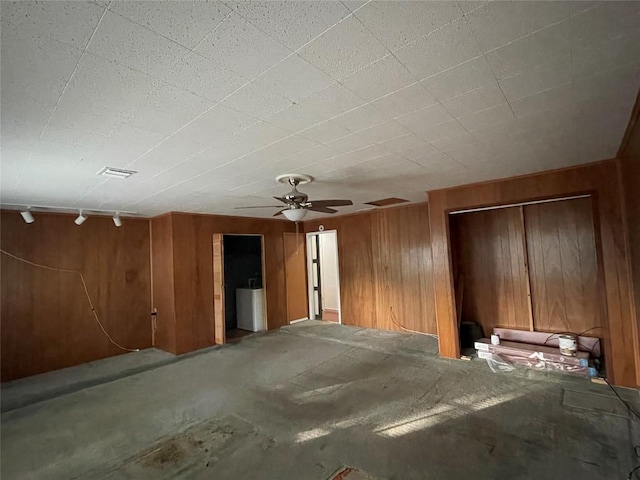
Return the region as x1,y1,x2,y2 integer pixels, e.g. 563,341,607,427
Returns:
305,212,376,327
428,160,638,387
304,203,436,334
150,212,295,355
150,214,176,354
450,207,531,335
1,211,151,381
450,198,601,339
524,198,601,334
618,91,640,386
372,204,436,333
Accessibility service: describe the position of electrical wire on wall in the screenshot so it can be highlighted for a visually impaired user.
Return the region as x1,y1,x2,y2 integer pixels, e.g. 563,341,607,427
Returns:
542,325,603,354
390,306,438,338
1,248,140,352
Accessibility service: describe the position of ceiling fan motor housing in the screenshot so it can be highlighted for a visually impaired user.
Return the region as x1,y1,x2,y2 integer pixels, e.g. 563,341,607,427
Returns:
283,185,308,205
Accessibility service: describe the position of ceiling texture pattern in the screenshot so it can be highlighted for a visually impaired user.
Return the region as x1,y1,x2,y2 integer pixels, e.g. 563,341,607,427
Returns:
1,0,639,218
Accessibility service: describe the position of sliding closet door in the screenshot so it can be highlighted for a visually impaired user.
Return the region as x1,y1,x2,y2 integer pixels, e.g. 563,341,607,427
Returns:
450,207,531,336
524,197,601,334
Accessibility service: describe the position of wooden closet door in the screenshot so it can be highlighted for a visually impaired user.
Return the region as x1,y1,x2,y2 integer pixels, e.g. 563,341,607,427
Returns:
450,207,531,336
524,197,601,334
283,233,308,322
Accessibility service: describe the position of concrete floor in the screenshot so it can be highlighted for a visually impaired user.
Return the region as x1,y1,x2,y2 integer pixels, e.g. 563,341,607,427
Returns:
1,320,638,480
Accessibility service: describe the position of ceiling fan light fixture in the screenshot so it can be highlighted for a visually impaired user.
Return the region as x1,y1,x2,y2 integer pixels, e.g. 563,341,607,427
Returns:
282,208,308,222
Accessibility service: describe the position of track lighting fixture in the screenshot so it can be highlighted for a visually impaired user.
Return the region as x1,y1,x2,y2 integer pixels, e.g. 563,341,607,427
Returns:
74,210,87,225
112,213,122,227
20,209,35,224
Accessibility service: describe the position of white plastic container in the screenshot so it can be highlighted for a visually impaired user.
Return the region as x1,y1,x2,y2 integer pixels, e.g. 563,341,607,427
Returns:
491,334,500,345
558,334,578,356
236,288,265,332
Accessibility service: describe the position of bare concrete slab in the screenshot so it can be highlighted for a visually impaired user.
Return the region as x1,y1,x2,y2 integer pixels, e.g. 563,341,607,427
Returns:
1,321,639,480
1,348,176,413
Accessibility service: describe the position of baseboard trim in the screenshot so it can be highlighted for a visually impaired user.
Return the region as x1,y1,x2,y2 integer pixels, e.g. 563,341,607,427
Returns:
289,318,309,324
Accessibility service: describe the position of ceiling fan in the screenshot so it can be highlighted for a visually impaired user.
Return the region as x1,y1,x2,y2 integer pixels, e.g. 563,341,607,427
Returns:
235,174,353,222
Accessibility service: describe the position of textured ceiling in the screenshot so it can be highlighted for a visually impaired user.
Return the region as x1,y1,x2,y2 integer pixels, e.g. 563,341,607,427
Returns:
1,1,639,219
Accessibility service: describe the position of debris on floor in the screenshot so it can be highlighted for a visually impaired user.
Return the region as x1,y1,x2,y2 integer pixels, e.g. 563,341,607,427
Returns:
493,328,601,357
330,466,379,480
99,416,255,480
475,337,597,377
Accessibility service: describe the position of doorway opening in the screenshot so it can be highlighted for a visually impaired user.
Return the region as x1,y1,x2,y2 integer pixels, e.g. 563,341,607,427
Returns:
306,230,341,323
212,234,266,345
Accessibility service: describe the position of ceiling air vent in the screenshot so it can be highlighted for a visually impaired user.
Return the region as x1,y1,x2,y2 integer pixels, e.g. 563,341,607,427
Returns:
97,167,137,179
365,197,409,207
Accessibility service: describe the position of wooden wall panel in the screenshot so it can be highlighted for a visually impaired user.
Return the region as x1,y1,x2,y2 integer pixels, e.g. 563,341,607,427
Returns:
450,207,530,336
524,198,601,334
306,212,377,328
153,213,295,355
305,203,436,334
1,211,151,381
618,92,640,386
371,204,436,334
428,160,638,387
150,214,176,354
283,233,308,322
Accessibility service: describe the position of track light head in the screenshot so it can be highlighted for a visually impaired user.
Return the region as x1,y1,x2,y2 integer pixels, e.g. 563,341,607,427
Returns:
74,210,87,226
112,213,122,227
20,209,35,224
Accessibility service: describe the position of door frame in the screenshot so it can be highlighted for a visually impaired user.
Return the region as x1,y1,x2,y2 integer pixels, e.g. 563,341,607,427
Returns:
306,230,342,324
283,232,309,324
212,233,267,345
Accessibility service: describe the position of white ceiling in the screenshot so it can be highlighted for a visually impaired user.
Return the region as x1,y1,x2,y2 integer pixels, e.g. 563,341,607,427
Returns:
1,1,639,219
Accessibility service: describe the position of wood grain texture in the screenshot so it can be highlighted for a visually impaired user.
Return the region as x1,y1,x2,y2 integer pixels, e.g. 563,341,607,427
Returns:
212,234,225,345
371,204,436,333
150,213,295,355
1,211,151,381
450,207,530,336
150,214,176,353
428,160,638,387
617,91,640,386
518,207,535,331
524,198,601,335
306,212,377,328
283,233,308,322
304,203,437,334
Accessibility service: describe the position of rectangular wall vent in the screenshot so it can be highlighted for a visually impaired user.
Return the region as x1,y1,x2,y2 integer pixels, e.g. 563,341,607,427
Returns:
97,167,137,179
365,197,409,207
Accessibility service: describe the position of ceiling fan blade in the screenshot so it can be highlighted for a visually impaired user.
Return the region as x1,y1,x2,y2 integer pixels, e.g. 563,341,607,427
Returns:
273,196,291,204
308,205,338,214
308,199,353,207
273,209,285,217
234,205,282,209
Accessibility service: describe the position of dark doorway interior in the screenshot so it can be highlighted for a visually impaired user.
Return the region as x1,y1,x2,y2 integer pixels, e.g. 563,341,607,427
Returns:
223,235,263,339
